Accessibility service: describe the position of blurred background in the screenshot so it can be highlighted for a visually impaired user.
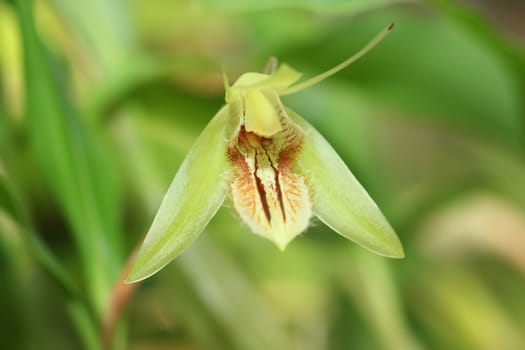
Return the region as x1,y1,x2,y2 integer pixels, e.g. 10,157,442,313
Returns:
1,0,525,349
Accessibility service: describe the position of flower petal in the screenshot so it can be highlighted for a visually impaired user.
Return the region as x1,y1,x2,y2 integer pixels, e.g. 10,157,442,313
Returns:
286,108,404,258
126,106,233,282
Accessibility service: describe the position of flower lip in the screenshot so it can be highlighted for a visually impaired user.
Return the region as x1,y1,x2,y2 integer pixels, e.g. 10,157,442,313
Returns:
227,105,312,250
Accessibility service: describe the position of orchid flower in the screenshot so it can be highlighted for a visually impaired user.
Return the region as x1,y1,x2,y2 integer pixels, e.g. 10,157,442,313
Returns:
127,23,403,283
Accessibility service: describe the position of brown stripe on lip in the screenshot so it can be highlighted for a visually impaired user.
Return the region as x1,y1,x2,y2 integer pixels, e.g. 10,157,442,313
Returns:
253,152,272,224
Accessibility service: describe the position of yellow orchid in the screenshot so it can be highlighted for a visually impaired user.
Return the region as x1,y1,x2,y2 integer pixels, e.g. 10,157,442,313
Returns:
127,23,403,283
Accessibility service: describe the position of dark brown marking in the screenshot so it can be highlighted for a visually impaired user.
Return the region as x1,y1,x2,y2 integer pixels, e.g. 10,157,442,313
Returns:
254,153,271,224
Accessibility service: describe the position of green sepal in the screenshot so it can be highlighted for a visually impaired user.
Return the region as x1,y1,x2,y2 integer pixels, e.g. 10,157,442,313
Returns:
126,106,233,282
287,108,404,258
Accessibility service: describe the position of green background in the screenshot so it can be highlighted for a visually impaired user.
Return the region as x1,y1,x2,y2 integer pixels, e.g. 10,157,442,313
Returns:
1,0,525,349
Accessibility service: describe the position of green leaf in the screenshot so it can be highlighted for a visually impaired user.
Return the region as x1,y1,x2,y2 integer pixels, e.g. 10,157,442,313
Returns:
287,108,404,258
15,0,122,315
126,106,233,282
0,159,78,297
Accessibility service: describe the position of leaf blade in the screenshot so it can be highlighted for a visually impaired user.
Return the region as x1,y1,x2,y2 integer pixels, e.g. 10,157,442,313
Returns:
14,0,123,315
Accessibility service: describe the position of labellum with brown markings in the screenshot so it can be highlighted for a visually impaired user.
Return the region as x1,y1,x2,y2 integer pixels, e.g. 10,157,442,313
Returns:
227,87,311,250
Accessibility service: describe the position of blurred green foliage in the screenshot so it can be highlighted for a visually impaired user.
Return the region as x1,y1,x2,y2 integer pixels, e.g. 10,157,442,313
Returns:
1,0,525,349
